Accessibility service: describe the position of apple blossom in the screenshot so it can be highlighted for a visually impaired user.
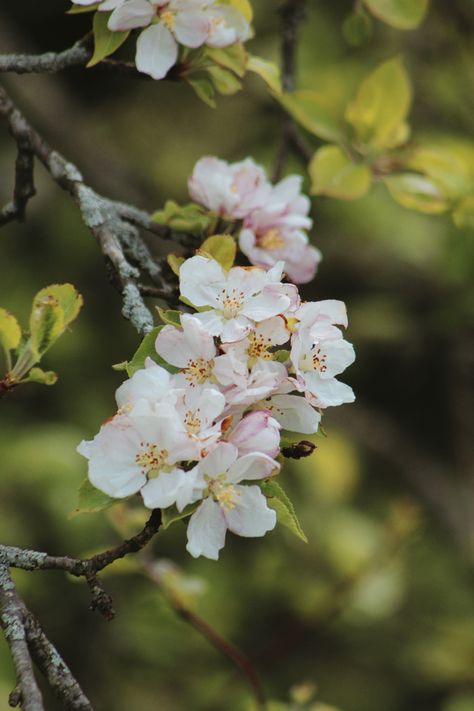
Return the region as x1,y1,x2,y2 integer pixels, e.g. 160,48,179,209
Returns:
179,256,294,342
183,443,279,560
77,413,200,507
227,410,281,458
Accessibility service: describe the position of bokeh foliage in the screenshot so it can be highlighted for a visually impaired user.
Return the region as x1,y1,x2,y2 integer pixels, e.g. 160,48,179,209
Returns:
0,1,473,709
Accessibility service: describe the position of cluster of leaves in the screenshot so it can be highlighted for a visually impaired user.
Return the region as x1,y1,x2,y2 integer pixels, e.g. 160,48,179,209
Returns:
343,0,429,46
279,56,474,224
0,284,82,392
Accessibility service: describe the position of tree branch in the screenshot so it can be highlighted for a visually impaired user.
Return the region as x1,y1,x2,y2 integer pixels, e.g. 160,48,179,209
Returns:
0,84,178,334
0,565,44,711
273,0,313,181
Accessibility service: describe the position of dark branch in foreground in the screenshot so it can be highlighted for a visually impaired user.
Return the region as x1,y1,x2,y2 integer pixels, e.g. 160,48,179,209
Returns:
0,85,179,334
273,0,313,181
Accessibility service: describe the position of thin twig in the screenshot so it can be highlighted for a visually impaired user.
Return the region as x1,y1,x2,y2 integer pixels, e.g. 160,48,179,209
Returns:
143,558,266,709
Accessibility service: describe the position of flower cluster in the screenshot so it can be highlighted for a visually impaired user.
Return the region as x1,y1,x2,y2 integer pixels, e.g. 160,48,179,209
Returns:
72,0,250,79
78,255,355,560
189,156,322,284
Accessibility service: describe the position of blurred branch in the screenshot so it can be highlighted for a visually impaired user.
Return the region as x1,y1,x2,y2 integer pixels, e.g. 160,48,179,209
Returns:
273,0,313,181
143,557,266,710
0,84,179,334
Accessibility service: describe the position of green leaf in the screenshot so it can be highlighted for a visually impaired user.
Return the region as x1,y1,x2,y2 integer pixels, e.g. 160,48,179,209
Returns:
70,478,118,517
343,8,374,46
453,195,474,229
157,308,182,327
222,0,253,21
87,11,130,68
205,43,247,78
23,367,58,386
167,254,185,276
247,55,282,94
67,3,99,13
198,234,236,270
126,326,179,377
152,201,213,233
276,90,344,143
404,145,472,201
187,77,216,108
0,308,21,352
345,57,412,151
161,502,199,530
383,173,449,214
260,479,308,543
309,145,372,199
29,284,83,359
207,65,242,95
363,0,429,29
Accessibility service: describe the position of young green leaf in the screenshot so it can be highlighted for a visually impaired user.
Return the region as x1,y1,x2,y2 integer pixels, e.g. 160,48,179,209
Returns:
309,145,372,200
71,478,118,517
247,55,282,94
453,195,474,229
343,8,374,46
0,308,21,353
23,367,58,386
198,234,236,270
345,57,412,152
167,254,185,276
363,0,429,30
67,3,99,13
87,11,130,68
161,502,200,530
222,0,253,21
29,284,83,359
207,65,242,96
276,90,344,143
126,325,179,377
383,173,449,214
205,43,247,78
187,77,217,108
260,479,308,543
157,308,182,327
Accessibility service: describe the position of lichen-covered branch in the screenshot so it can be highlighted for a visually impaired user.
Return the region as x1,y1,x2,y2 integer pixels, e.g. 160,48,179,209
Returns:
0,85,177,334
0,565,44,711
0,37,92,75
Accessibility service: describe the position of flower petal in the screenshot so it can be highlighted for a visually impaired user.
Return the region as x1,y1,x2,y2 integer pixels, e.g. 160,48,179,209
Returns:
108,0,154,31
224,485,276,537
141,468,186,509
135,23,178,79
186,498,227,559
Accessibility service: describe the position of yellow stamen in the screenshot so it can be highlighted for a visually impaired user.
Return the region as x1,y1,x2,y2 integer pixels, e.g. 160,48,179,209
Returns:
258,228,285,250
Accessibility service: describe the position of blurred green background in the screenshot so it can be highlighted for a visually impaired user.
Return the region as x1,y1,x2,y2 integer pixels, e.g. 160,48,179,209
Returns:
1,1,474,709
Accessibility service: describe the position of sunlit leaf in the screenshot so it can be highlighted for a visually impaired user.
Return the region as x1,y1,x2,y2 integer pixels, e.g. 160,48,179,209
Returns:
29,284,83,359
309,145,372,199
156,308,182,327
405,145,472,200
247,55,282,94
205,43,247,78
223,0,253,22
453,195,474,229
207,65,242,95
260,479,308,543
345,57,412,151
363,0,429,29
277,90,344,143
67,3,99,13
198,234,236,270
23,367,58,386
152,201,212,233
126,325,179,377
383,173,449,214
167,254,185,276
0,308,21,352
87,11,130,68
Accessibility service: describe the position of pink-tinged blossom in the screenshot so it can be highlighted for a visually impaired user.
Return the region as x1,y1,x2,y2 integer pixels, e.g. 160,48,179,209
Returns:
179,256,294,342
115,360,174,414
173,384,226,450
239,174,320,284
182,443,279,560
290,323,355,408
260,393,321,434
214,354,288,406
205,4,250,47
155,313,217,387
228,410,281,458
188,157,271,219
222,316,290,366
296,299,349,331
77,413,200,507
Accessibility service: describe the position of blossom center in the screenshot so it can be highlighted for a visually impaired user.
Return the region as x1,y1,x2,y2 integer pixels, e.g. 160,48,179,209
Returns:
184,357,214,385
185,410,202,435
301,345,327,373
210,479,239,510
258,228,285,250
246,332,272,360
220,288,245,319
135,442,168,475
160,9,176,30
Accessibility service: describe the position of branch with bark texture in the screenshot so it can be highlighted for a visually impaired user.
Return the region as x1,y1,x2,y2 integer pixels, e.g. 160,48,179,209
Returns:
0,84,181,334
